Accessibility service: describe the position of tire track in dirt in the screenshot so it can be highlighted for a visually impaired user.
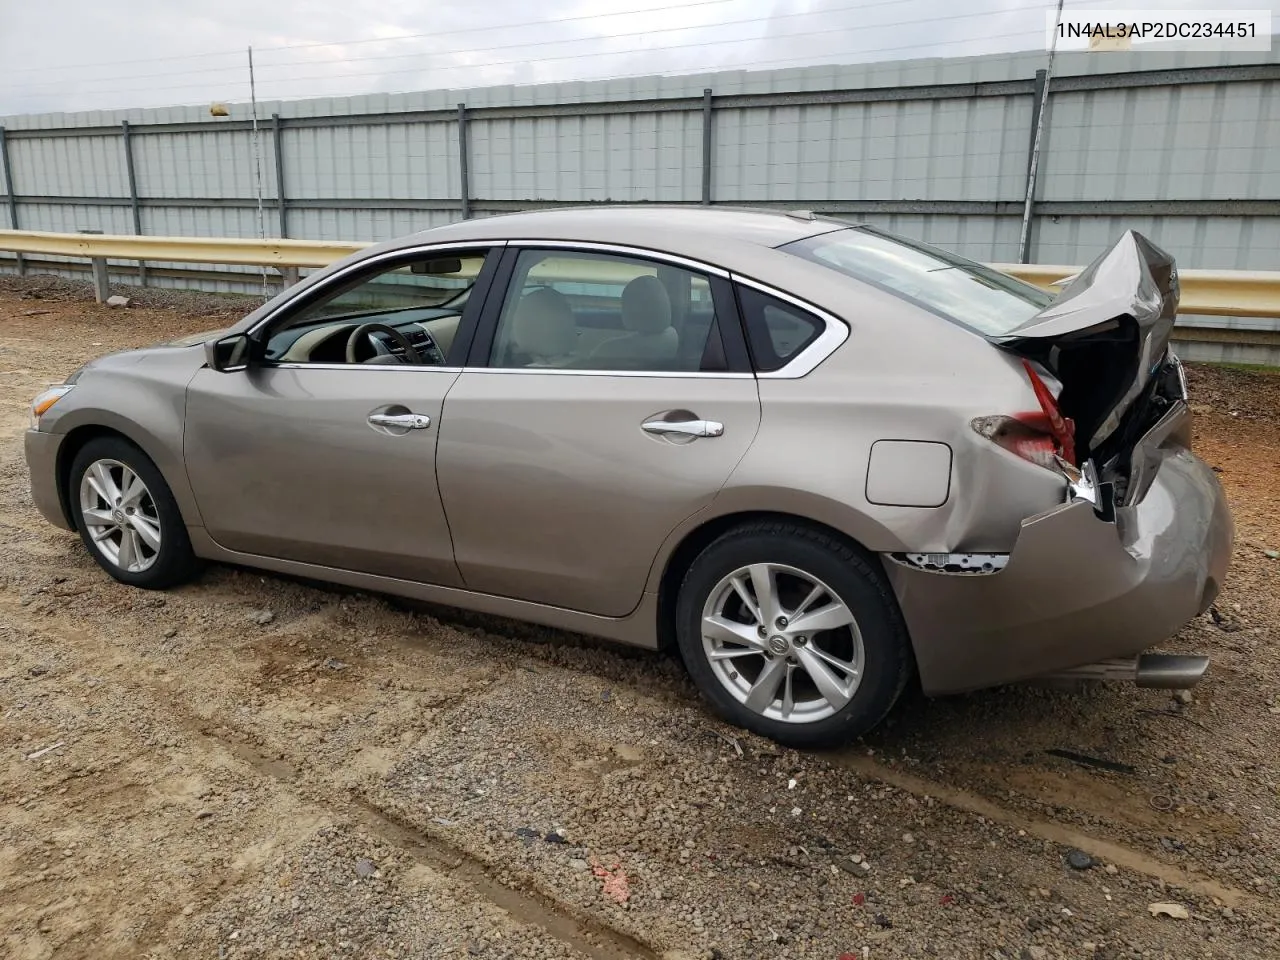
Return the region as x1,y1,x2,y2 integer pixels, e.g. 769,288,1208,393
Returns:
2,595,658,960
828,753,1265,911
194,724,658,960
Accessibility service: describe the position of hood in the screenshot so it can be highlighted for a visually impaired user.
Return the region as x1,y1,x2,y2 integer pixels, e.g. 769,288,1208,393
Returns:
994,230,1179,452
72,329,215,380
165,327,229,347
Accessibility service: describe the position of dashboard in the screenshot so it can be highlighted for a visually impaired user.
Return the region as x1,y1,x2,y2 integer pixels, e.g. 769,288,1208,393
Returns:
264,308,461,366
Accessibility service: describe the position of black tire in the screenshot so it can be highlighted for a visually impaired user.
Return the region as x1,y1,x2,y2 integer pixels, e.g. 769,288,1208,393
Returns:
675,521,913,748
68,435,201,589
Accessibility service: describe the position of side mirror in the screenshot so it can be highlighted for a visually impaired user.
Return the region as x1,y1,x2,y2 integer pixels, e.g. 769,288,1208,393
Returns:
205,333,251,372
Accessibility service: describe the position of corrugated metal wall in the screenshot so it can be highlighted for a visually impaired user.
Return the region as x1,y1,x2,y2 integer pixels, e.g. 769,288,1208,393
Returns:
2,46,1278,301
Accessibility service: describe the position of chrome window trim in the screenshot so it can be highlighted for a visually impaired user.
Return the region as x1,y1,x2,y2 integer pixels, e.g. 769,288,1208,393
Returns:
270,363,463,373
244,236,847,380
499,239,731,279
461,368,753,379
731,273,850,380
245,240,508,339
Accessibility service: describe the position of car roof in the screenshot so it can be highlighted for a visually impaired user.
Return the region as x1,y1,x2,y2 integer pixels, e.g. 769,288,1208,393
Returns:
394,206,848,271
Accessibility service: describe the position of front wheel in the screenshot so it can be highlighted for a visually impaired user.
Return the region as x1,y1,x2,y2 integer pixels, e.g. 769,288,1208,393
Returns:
69,436,201,589
675,521,913,748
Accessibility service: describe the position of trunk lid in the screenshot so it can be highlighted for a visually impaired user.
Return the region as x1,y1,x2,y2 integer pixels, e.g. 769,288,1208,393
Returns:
992,231,1181,469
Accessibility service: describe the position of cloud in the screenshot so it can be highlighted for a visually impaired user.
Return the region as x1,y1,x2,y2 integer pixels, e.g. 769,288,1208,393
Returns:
3,0,1276,115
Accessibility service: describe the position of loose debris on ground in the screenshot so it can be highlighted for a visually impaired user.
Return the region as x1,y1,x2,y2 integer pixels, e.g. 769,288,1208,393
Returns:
2,275,1278,958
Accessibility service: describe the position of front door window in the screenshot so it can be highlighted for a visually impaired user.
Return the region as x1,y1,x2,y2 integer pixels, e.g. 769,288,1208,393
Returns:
263,252,489,366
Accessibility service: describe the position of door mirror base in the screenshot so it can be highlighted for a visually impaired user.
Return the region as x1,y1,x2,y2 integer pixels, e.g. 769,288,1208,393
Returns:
205,333,252,372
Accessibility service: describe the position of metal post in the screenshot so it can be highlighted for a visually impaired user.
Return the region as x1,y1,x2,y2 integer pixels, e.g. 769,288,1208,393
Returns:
701,88,714,205
1018,0,1065,264
121,121,147,286
80,229,109,302
457,103,471,220
0,126,25,276
1018,69,1049,264
272,113,288,238
1024,70,1047,186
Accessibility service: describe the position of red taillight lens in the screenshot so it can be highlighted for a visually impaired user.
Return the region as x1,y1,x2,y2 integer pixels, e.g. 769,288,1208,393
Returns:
971,414,1061,469
971,362,1078,472
1020,359,1076,465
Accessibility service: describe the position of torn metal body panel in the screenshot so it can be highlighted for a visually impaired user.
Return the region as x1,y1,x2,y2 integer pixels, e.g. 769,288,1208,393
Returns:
996,230,1179,454
886,440,1232,696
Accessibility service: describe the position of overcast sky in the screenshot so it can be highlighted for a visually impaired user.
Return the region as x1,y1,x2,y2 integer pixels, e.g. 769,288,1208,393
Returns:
1,0,1275,116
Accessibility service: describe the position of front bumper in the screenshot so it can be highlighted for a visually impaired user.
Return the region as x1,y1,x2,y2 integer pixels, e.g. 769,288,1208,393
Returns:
885,448,1233,695
25,429,73,531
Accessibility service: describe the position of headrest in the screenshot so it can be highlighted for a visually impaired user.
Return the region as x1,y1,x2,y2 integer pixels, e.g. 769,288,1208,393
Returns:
621,275,672,335
510,287,576,358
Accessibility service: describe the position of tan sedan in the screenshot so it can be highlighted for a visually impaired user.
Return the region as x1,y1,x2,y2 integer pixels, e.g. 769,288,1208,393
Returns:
25,208,1232,746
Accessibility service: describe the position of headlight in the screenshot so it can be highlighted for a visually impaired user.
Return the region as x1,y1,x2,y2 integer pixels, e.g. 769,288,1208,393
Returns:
30,385,75,429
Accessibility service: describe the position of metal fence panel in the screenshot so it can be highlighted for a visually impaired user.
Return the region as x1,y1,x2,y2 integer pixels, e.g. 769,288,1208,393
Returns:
8,134,128,197
1039,80,1280,203
713,95,1033,203
287,206,455,242
133,129,273,200
18,200,133,234
283,121,456,200
469,110,703,202
1036,214,1280,270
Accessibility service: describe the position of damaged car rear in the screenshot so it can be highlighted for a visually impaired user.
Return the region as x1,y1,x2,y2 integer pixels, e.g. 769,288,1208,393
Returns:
785,226,1232,705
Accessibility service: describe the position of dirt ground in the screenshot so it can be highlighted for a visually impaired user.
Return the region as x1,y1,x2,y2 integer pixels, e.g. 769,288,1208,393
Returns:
2,276,1279,960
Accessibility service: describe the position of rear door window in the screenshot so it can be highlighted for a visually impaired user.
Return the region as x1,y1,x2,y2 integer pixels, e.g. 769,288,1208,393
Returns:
486,249,731,373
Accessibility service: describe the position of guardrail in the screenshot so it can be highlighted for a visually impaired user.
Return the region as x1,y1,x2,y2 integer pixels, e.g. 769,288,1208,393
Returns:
0,228,367,269
989,262,1280,319
2,229,1279,328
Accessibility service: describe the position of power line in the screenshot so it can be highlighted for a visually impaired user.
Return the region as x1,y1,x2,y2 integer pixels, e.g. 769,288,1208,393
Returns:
14,0,893,86
11,24,1046,110
1,0,924,76
13,6,1047,99
250,26,1046,93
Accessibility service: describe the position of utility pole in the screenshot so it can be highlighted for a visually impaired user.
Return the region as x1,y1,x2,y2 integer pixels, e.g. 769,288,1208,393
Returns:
1018,0,1065,264
248,45,269,295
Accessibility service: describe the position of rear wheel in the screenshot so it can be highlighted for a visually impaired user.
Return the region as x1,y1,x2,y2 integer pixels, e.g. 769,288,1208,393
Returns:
69,436,200,589
675,521,912,747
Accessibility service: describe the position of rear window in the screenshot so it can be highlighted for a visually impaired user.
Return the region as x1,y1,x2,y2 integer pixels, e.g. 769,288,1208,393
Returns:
780,227,1052,337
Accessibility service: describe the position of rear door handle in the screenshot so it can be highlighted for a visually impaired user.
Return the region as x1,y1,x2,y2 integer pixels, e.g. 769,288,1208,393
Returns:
641,418,724,438
368,412,432,429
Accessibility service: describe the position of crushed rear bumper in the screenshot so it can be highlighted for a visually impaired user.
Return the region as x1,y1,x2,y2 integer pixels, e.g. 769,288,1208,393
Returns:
884,447,1233,695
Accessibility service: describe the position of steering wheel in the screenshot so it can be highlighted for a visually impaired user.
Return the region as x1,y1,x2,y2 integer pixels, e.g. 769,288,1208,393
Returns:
345,322,425,364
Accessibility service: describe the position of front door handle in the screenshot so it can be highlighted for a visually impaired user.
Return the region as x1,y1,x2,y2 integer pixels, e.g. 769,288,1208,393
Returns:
641,417,724,438
368,412,432,430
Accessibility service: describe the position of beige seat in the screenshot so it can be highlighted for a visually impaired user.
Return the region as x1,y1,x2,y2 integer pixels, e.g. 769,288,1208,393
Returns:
506,287,578,367
587,276,679,367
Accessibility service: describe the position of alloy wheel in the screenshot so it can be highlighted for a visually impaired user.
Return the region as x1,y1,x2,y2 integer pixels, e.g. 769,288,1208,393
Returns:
78,458,162,574
700,562,864,723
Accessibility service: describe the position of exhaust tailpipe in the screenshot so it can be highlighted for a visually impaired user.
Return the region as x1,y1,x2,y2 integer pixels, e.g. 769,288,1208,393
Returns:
1134,653,1209,689
1032,653,1209,690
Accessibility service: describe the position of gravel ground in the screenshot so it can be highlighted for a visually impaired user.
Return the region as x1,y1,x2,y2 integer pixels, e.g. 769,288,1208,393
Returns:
2,275,1279,959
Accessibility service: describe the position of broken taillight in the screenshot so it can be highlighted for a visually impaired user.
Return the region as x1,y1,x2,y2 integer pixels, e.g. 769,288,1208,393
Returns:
971,414,1060,469
1020,359,1076,465
971,361,1078,471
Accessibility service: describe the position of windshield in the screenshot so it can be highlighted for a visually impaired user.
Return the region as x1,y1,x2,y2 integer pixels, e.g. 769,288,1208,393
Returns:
780,226,1052,336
